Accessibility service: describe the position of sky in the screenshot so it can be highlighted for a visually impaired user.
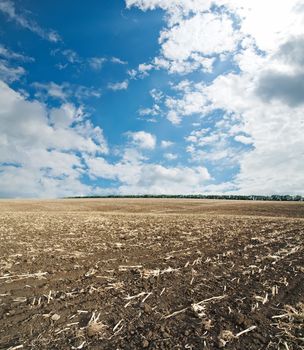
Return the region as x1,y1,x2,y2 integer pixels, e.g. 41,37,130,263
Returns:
0,0,303,198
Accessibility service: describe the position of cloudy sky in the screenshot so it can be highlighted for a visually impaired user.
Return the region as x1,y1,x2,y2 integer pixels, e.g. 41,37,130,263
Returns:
0,0,303,197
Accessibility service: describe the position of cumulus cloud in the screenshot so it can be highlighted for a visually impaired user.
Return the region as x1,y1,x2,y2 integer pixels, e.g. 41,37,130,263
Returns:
164,82,212,124
159,12,237,60
126,0,304,194
0,164,92,198
126,1,239,74
223,0,303,52
126,131,156,149
0,80,108,198
160,140,174,148
185,125,244,167
164,153,177,160
179,71,304,194
0,69,211,198
125,0,213,25
138,105,161,122
137,89,164,120
86,152,211,195
138,105,160,116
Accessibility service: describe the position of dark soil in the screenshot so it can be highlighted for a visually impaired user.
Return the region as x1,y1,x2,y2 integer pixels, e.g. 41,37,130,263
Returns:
0,199,303,349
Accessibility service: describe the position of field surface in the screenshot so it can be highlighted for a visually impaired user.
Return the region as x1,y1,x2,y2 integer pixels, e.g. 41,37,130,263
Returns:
0,199,303,350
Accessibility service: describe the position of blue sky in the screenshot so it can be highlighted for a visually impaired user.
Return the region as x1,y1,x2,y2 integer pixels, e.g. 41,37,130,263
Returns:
0,0,303,197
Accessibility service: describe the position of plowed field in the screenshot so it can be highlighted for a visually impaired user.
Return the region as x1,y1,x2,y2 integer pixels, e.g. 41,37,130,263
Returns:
0,199,303,349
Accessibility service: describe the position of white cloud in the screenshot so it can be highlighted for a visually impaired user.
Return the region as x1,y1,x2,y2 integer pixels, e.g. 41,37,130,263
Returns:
33,82,67,101
150,88,163,102
185,129,219,146
185,126,242,167
180,66,304,194
138,63,154,77
0,39,33,83
234,135,253,145
137,89,164,120
127,63,155,79
62,49,81,64
126,0,304,194
119,164,211,194
32,81,101,102
127,0,303,53
111,57,128,65
56,63,68,70
0,0,61,42
164,152,177,160
126,0,304,76
165,84,210,123
139,107,157,116
126,131,156,149
0,59,25,82
49,103,84,128
127,69,138,79
0,80,108,198
131,50,216,77
0,164,91,198
87,152,211,195
139,104,160,117
126,0,213,25
160,140,174,148
88,57,106,70
167,110,181,124
223,0,303,53
126,2,238,74
0,44,34,62
159,12,237,60
108,80,129,91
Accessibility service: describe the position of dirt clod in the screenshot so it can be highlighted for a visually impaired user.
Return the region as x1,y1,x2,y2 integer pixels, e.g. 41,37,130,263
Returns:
51,313,60,321
87,323,107,337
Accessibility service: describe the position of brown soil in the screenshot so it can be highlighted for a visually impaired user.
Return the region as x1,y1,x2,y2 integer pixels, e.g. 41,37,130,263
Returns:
0,199,303,349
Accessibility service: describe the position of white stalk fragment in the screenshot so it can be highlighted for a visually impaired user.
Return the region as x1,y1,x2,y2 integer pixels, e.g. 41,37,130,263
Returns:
163,307,188,319
236,325,257,337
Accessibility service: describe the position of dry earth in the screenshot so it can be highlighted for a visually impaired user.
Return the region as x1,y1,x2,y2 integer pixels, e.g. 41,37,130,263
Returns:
0,199,303,350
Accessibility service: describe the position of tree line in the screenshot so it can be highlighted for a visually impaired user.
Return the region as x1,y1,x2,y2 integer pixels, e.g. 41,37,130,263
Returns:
67,194,304,201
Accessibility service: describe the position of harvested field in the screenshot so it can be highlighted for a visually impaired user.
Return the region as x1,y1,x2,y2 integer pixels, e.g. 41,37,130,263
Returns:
0,199,303,349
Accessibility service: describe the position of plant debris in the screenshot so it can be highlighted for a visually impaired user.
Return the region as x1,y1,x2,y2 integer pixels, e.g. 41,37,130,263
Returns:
0,198,303,349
